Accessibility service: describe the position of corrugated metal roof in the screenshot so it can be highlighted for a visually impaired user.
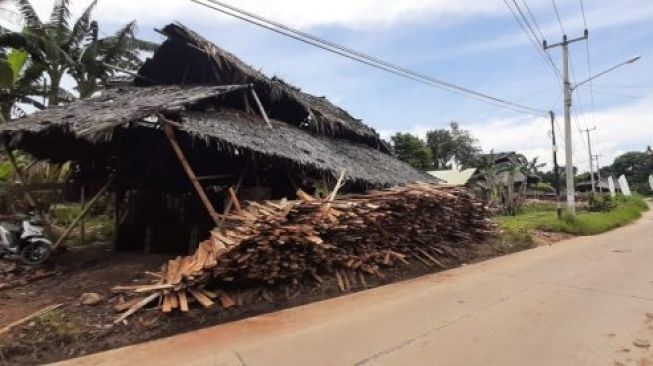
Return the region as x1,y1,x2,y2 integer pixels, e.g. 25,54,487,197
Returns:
427,169,477,186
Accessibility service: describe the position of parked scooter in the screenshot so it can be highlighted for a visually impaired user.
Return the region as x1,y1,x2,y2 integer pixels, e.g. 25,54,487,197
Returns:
0,213,53,265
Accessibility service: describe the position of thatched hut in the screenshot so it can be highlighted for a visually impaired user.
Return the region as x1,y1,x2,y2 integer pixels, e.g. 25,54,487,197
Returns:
0,23,434,254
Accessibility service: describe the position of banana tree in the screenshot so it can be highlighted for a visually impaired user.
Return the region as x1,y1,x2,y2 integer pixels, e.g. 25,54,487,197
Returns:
0,48,47,121
71,20,159,98
1,0,157,106
0,0,78,106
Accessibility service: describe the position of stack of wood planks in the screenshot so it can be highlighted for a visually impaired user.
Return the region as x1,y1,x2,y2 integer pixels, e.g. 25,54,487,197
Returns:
112,183,494,321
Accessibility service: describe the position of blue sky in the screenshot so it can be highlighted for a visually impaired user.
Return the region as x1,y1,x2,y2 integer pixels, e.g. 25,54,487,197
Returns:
25,0,653,172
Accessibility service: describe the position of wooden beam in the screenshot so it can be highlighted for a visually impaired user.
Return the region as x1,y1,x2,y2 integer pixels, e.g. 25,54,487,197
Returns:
228,187,242,213
161,121,221,226
53,175,115,249
250,86,273,128
323,170,347,216
80,185,86,246
219,162,250,226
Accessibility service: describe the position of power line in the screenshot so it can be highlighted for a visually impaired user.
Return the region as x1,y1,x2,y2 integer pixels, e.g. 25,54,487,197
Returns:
579,0,589,29
503,0,561,81
521,0,546,41
579,0,597,129
191,0,549,117
551,0,566,34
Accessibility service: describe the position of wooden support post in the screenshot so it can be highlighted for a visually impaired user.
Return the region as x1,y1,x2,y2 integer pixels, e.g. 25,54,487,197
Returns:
80,185,86,246
54,175,115,249
161,122,221,226
250,86,273,128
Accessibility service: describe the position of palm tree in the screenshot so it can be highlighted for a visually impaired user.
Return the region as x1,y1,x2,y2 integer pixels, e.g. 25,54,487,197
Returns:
0,0,157,106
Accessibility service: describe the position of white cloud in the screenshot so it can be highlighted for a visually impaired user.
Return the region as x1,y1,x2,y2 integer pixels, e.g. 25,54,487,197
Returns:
473,95,653,172
380,93,653,173
26,0,504,29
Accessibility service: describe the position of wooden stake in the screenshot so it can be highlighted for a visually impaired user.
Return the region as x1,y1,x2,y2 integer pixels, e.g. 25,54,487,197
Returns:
162,122,220,226
53,175,115,249
0,303,63,335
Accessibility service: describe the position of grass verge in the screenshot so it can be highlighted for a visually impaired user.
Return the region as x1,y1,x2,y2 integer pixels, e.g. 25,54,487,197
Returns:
495,195,649,238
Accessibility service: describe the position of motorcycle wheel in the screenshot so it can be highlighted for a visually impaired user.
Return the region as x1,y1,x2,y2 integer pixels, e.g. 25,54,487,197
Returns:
20,240,53,265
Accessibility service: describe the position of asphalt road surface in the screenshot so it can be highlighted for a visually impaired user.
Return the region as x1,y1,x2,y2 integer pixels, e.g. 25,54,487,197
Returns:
58,207,653,366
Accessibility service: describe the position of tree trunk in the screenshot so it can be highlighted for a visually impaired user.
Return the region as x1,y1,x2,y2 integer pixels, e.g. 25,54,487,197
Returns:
48,72,62,107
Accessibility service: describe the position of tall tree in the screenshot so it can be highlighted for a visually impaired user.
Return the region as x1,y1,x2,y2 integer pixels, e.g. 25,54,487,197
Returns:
391,133,432,171
425,122,481,169
610,151,653,194
425,129,454,169
449,122,481,168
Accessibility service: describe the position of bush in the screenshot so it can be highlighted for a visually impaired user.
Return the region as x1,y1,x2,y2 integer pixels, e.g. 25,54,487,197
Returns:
589,194,615,212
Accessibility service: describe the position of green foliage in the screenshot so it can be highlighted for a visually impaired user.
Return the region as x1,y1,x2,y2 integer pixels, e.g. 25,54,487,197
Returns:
50,203,114,246
425,122,481,169
608,150,653,195
1,0,157,108
589,194,615,212
530,182,554,192
390,133,432,170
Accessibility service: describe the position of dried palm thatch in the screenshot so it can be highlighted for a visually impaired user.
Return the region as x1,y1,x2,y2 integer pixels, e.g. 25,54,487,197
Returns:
0,85,433,186
0,85,247,142
179,110,431,186
137,23,387,151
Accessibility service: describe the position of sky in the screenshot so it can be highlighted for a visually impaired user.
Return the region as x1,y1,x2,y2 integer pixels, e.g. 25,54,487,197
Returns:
12,0,653,172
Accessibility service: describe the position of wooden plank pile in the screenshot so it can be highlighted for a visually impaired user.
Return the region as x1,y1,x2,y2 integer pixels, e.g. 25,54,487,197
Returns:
112,183,494,321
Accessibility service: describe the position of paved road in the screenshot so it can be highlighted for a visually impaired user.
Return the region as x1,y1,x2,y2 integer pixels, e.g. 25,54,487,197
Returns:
59,208,653,366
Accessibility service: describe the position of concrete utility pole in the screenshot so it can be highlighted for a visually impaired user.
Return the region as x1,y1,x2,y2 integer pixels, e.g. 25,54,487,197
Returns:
549,111,563,219
594,154,603,193
544,31,588,215
583,127,597,195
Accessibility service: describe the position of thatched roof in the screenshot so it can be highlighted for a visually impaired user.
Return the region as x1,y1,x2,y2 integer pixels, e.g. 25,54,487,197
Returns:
136,23,388,152
0,85,246,141
180,110,431,186
0,85,433,187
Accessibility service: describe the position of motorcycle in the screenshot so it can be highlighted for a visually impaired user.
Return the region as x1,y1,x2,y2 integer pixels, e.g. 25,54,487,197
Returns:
0,214,53,265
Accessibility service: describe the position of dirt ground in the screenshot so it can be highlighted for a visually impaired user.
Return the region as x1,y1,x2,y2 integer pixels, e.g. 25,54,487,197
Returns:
531,230,575,247
0,235,568,366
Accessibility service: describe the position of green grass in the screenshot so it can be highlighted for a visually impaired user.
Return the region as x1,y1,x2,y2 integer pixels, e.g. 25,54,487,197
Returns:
495,195,649,237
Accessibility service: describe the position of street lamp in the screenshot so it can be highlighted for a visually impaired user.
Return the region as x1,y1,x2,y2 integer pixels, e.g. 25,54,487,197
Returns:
562,55,642,214
571,56,641,92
